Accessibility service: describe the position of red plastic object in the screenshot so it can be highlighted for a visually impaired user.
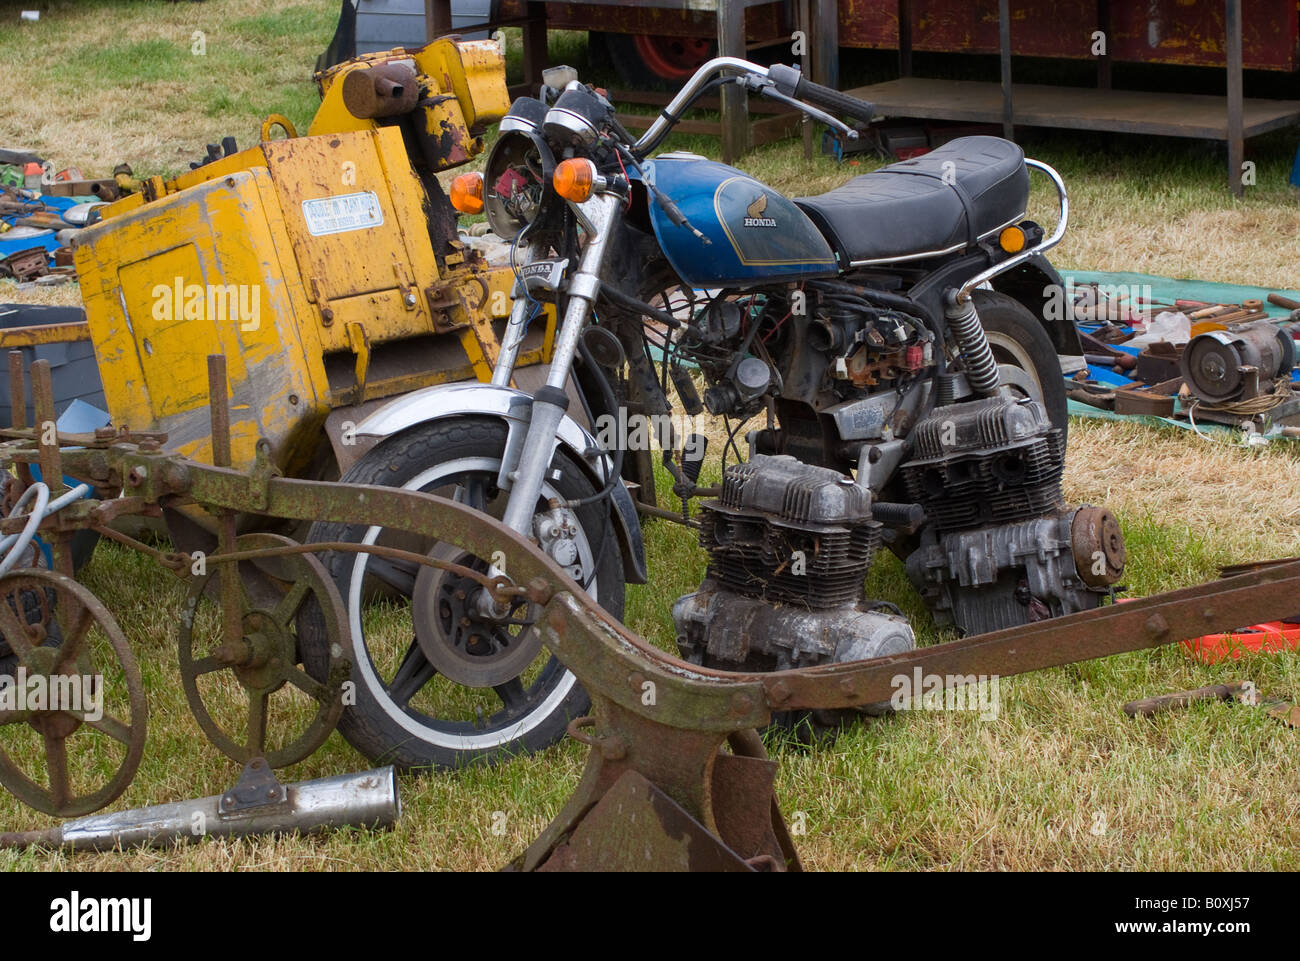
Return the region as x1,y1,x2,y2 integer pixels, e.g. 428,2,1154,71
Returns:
1181,621,1300,664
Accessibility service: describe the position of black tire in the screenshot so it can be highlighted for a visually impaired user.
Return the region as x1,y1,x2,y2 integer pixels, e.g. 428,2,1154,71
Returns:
301,416,623,771
595,31,717,89
972,289,1069,441
0,583,62,675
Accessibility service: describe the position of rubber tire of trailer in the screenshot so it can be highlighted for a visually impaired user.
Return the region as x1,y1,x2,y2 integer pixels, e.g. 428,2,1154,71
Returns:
593,31,718,88
301,416,624,771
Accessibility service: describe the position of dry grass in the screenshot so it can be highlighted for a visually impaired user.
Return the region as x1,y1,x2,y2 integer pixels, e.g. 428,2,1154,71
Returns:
0,0,334,179
1,4,1299,871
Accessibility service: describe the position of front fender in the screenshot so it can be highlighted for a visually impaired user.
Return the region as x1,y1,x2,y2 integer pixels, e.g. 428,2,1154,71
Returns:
354,382,647,584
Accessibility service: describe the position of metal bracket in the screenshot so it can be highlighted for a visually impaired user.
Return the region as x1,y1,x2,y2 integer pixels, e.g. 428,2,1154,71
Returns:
218,756,290,818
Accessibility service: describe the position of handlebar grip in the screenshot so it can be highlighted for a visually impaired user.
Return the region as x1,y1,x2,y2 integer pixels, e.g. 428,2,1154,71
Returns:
793,76,875,124
768,63,874,124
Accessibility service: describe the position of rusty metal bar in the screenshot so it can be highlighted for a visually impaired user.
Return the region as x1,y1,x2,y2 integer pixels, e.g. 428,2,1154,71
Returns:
0,322,91,349
755,561,1300,711
6,352,32,488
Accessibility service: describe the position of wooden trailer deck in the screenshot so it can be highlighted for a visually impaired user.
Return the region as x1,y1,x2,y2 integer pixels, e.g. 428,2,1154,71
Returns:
846,76,1300,142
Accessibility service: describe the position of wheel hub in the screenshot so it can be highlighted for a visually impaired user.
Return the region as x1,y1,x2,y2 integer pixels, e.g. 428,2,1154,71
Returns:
218,611,294,693
412,553,541,688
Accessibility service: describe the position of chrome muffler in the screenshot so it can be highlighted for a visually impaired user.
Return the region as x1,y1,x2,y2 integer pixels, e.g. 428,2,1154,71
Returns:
1,760,400,852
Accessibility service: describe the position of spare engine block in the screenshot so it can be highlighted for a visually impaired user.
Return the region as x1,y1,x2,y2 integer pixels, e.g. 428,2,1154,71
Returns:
900,395,1125,635
673,455,914,671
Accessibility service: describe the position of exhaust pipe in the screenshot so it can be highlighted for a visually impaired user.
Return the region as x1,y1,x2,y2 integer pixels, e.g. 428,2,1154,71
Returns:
0,762,400,852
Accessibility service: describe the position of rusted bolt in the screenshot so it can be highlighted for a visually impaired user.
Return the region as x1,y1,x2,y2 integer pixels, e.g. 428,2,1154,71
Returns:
138,438,161,453
288,394,299,406
320,307,334,325
769,680,791,705
732,694,754,716
526,578,553,604
161,461,191,492
599,736,627,761
94,427,115,440
1144,614,1169,638
628,672,645,691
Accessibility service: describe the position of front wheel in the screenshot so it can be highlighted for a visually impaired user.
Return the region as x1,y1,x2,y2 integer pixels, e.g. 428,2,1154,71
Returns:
301,416,623,771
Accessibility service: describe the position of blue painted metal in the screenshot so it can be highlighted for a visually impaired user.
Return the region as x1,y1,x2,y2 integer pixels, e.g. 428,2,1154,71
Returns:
642,155,839,288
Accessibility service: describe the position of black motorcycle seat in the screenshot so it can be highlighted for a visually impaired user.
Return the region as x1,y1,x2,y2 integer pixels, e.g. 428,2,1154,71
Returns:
794,136,1029,266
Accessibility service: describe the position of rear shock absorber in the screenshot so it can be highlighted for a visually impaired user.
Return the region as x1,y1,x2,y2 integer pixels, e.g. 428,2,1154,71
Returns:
944,291,1000,396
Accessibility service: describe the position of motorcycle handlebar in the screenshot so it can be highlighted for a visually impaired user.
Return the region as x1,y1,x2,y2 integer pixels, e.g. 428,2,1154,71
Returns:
768,63,875,124
631,57,771,154
631,59,874,155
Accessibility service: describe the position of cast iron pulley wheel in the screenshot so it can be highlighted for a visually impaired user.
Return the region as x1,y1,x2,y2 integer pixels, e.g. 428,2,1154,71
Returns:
971,289,1069,441
300,416,624,771
0,569,146,818
177,532,350,768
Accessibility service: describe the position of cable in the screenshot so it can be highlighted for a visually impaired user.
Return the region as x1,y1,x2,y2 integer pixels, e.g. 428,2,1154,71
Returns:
1190,378,1293,417
720,413,752,475
505,222,544,350
0,482,92,577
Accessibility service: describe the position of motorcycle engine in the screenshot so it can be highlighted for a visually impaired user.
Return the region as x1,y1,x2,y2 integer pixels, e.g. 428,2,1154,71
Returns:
899,395,1126,635
673,454,914,671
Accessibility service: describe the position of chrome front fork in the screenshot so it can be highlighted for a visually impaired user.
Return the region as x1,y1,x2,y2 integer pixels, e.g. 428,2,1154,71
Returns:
490,240,546,388
499,192,623,537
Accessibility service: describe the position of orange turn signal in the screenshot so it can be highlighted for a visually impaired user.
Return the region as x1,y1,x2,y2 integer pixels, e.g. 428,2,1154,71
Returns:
450,172,484,214
998,225,1026,253
553,158,597,203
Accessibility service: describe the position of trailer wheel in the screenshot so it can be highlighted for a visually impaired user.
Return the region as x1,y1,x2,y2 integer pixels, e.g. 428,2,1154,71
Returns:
595,31,716,88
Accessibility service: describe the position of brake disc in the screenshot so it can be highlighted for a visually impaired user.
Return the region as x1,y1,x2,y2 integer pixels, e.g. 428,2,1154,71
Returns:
411,542,542,688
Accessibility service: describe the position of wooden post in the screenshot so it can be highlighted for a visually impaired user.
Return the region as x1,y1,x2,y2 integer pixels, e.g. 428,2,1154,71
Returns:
1096,0,1112,89
898,0,913,77
522,2,549,92
998,0,1014,140
718,0,749,164
812,0,839,89
424,0,452,42
1226,0,1244,197
799,0,813,160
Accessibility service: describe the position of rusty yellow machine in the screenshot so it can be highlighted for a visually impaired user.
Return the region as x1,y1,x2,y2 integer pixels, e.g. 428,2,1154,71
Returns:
69,38,555,482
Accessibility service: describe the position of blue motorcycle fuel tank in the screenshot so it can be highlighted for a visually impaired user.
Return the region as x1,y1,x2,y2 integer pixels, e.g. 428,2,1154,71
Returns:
640,153,839,287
